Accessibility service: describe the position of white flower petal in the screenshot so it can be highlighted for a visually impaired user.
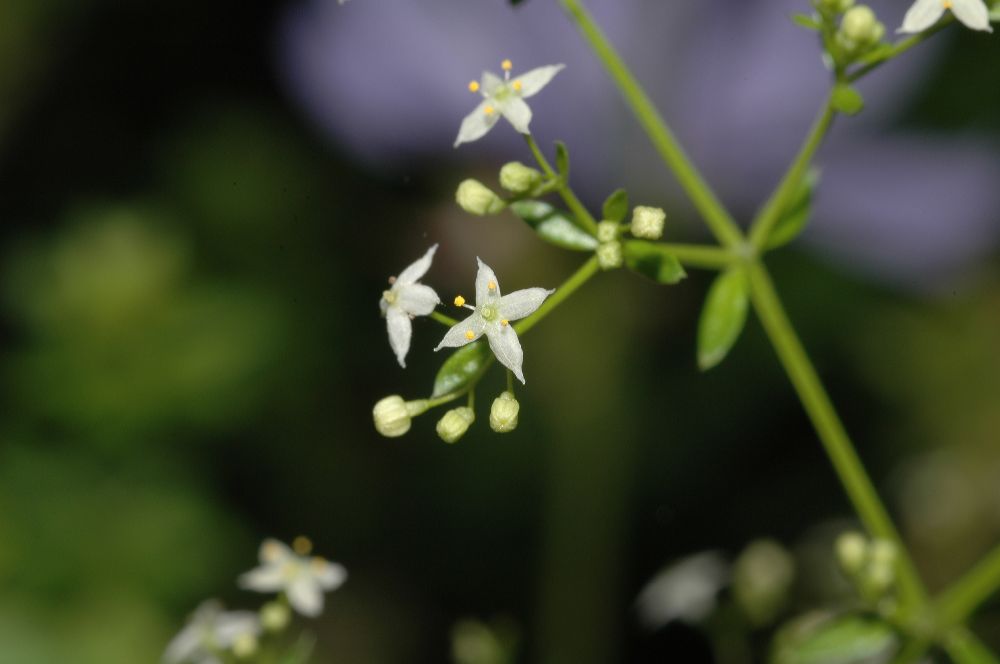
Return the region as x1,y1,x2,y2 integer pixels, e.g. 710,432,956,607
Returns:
898,0,947,33
312,560,348,590
434,314,486,350
397,244,438,285
258,538,293,564
288,576,324,617
501,97,533,135
499,288,553,321
455,100,501,148
386,306,413,368
396,283,440,316
951,0,992,31
238,563,286,593
475,258,502,304
486,325,525,384
480,70,504,95
164,623,205,663
214,611,261,646
514,64,565,98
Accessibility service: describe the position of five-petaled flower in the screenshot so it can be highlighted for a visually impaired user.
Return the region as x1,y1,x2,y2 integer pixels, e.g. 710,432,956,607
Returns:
899,0,993,33
434,259,552,384
454,59,565,148
380,244,441,368
163,600,261,664
238,537,347,617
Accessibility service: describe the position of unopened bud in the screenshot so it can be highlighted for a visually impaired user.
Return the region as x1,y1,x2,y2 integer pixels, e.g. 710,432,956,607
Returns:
436,407,475,443
597,241,623,270
260,601,291,632
456,179,505,216
499,161,542,194
373,395,428,438
231,632,259,659
597,220,619,243
839,5,884,49
835,531,869,575
489,391,520,433
733,539,795,627
630,206,667,240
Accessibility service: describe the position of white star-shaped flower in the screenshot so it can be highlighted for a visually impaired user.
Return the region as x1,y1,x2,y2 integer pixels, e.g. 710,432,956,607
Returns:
454,59,565,148
380,244,441,368
163,600,261,664
899,0,993,33
434,259,552,383
238,537,347,617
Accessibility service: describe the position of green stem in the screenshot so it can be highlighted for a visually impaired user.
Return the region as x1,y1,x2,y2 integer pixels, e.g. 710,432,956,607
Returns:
525,134,600,235
559,0,744,248
847,19,953,83
431,310,459,327
426,391,468,409
941,626,1000,664
937,542,1000,627
515,256,601,336
656,242,739,270
507,369,515,394
745,261,928,608
748,92,835,249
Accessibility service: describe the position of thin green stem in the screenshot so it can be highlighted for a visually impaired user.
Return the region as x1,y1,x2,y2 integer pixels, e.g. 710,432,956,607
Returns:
559,0,744,248
525,134,600,235
847,19,952,83
937,542,1000,627
656,242,739,270
467,389,475,409
746,261,928,609
515,256,601,336
749,92,835,249
507,369,515,394
431,310,459,327
942,626,1000,664
426,391,467,409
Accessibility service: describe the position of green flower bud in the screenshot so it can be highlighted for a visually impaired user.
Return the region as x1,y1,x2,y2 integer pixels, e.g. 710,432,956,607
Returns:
489,391,520,433
596,220,619,243
436,406,475,444
835,531,869,576
732,539,795,627
456,179,505,216
373,395,428,438
260,601,291,632
498,161,543,194
630,205,667,240
818,0,854,13
596,241,623,270
232,632,259,659
839,5,884,48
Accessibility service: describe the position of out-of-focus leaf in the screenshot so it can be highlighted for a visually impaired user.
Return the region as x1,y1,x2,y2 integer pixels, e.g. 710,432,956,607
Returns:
697,268,749,370
831,84,864,115
791,13,821,30
555,141,569,178
433,341,491,398
623,241,686,285
766,168,820,250
991,6,1000,21
772,615,898,664
510,200,598,251
602,189,629,223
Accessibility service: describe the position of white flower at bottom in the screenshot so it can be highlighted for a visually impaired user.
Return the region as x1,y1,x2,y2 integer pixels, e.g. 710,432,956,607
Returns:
163,600,261,664
454,59,565,147
380,244,441,368
238,537,347,617
434,259,552,383
898,0,992,33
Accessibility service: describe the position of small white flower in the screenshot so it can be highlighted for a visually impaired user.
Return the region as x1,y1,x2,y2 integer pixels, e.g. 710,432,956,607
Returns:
238,537,347,618
899,0,992,33
434,259,552,384
454,59,565,148
380,244,441,368
163,600,261,664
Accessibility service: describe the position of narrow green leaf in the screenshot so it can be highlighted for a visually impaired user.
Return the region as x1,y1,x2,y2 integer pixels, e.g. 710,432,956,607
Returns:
830,84,864,116
791,13,822,30
623,240,687,284
697,268,749,370
433,341,491,397
601,188,629,223
766,168,820,250
554,141,570,178
510,200,598,251
772,615,898,664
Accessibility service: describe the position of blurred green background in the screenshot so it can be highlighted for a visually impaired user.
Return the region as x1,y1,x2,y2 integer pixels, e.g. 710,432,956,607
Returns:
1,1,999,662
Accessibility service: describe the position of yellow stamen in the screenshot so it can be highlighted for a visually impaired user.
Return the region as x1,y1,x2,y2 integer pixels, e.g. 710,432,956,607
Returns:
501,59,513,71
311,556,328,572
293,536,313,556
262,541,283,562
387,275,396,285
501,319,509,327
454,295,466,307
484,105,495,115
465,330,475,340
468,80,480,93
512,80,522,92
942,0,952,7
487,281,496,290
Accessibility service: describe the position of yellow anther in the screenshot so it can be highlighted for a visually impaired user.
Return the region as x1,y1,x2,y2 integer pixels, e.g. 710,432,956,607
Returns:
468,80,480,93
310,556,328,572
292,536,313,556
487,281,496,290
484,105,495,115
501,59,513,71
942,0,952,7
512,80,522,92
454,295,466,307
262,541,283,562
501,319,509,327
465,330,475,340
387,275,396,285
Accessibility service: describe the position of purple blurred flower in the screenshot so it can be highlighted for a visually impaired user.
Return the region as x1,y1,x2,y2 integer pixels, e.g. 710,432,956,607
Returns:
278,0,1000,285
